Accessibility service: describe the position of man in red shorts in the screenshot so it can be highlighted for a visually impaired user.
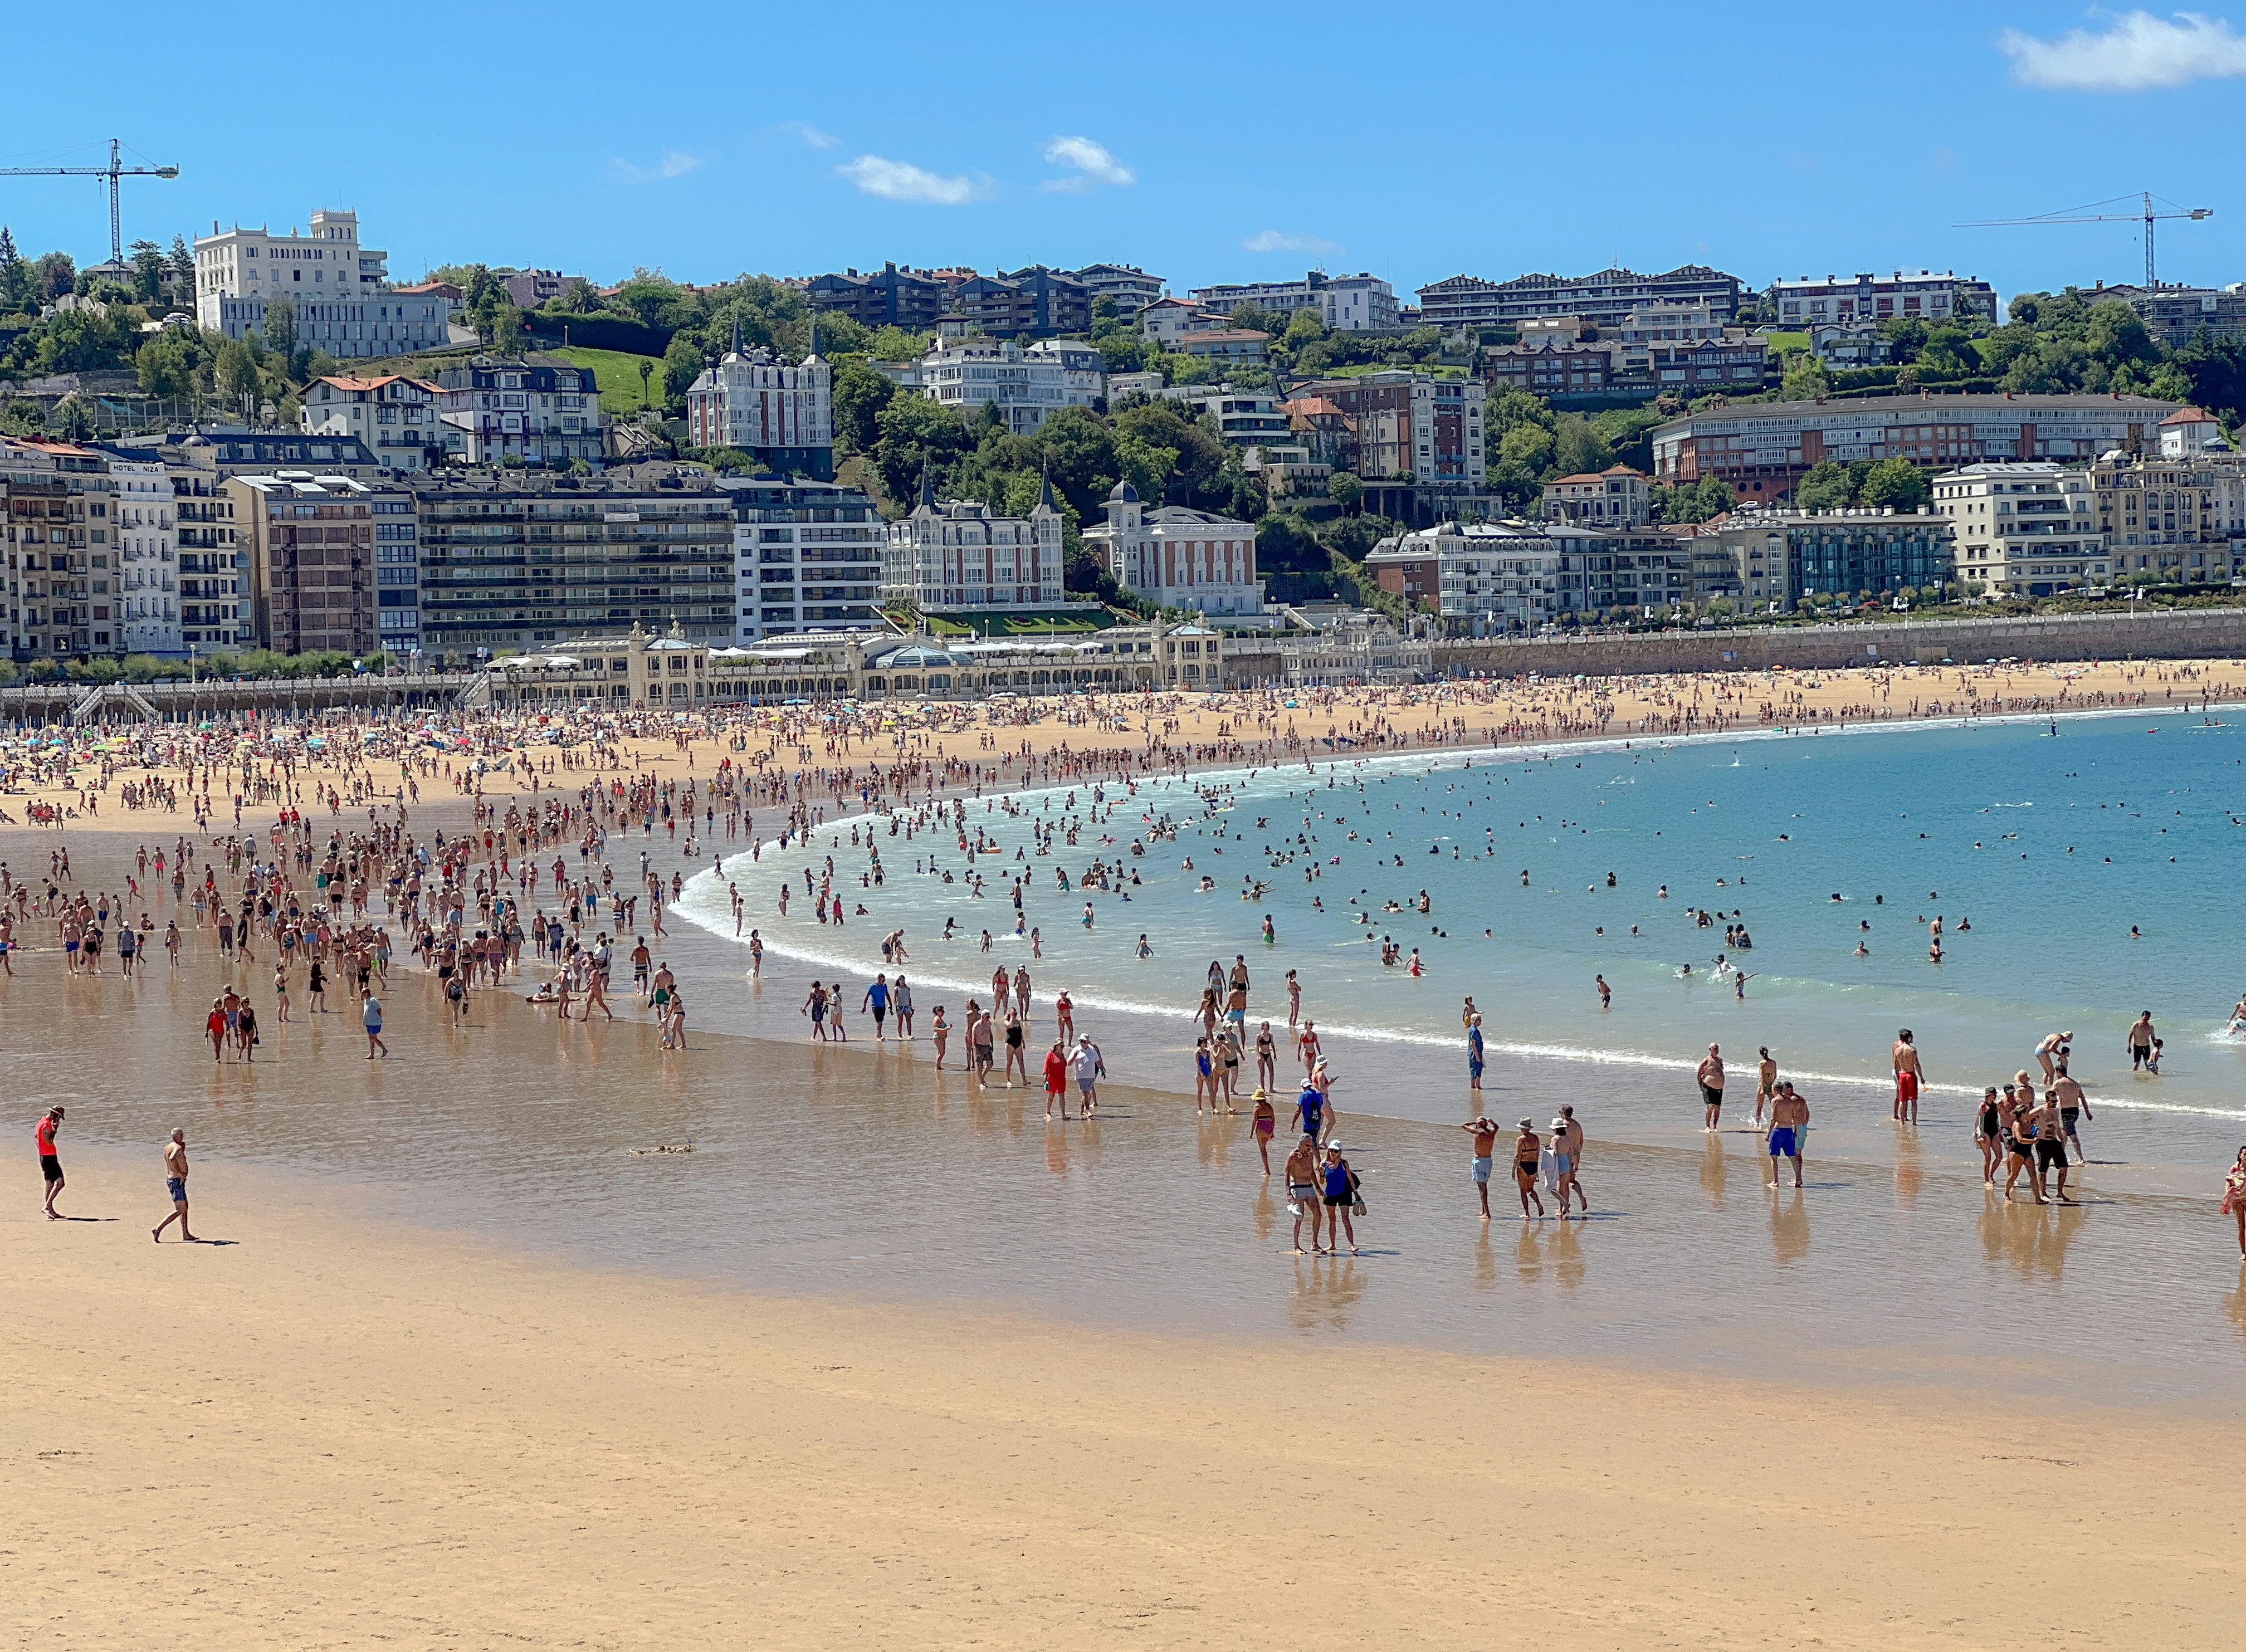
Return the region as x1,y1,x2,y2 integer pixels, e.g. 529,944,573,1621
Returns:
1892,1028,1925,1125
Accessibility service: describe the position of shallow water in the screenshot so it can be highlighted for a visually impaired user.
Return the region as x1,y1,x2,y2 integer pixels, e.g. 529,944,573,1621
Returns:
14,712,2246,1406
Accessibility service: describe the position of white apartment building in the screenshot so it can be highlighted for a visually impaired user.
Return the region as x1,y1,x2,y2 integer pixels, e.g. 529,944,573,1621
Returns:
1188,271,1399,332
301,375,445,472
1540,465,1651,527
2089,441,2245,585
724,477,887,640
1138,297,1220,342
919,338,1068,434
1933,462,2108,596
1072,263,1166,314
1081,482,1264,618
684,344,835,479
193,209,452,358
1768,269,1998,326
107,454,181,656
885,477,1067,613
1024,338,1106,409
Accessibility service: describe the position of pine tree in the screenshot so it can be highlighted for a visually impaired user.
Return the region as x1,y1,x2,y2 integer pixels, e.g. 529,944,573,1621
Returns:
168,233,194,295
0,226,24,311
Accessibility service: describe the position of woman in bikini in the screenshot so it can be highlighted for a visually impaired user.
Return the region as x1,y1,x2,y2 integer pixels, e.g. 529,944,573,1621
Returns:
1513,1119,1546,1220
2223,1146,2246,1257
1975,1086,2004,1186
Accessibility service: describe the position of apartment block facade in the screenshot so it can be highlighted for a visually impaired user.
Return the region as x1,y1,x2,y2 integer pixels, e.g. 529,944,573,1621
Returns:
885,481,1067,613
1418,265,1745,331
722,476,886,639
300,375,446,472
193,209,451,358
1,437,120,660
1187,271,1399,332
917,338,1069,433
1652,395,2179,500
227,474,382,657
1482,303,1769,403
1292,372,1486,487
1386,520,1691,632
431,356,605,467
1697,509,1955,610
105,452,181,655
1073,263,1166,314
1932,462,2107,597
1083,482,1263,617
409,467,735,656
683,344,835,480
1767,269,1998,326
2088,446,2245,585
1540,466,1651,528
802,265,954,332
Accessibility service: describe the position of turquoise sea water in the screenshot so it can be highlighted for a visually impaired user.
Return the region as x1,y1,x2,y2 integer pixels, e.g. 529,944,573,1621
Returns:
686,706,2246,1155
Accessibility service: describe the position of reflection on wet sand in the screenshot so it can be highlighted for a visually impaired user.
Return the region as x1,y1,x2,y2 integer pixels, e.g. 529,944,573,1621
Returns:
1700,1133,1729,1209
1288,1255,1364,1332
1769,1186,1810,1267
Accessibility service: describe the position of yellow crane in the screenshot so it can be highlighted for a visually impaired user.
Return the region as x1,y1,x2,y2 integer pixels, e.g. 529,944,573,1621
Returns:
1956,191,2211,291
0,138,180,267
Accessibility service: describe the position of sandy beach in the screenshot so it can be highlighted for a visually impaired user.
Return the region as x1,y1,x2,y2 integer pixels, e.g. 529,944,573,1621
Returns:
6,654,2240,833
8,1147,2244,1651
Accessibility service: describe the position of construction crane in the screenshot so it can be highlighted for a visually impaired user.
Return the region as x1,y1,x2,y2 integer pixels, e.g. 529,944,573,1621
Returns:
0,138,180,267
1955,191,2211,291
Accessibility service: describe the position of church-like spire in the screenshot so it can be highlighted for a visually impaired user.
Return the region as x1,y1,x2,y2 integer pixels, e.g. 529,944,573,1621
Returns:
1038,460,1054,511
729,310,741,359
919,463,936,508
805,312,821,363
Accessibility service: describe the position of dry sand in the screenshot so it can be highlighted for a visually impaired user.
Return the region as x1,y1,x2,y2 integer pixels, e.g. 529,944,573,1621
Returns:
7,1150,2242,1650
17,653,2243,835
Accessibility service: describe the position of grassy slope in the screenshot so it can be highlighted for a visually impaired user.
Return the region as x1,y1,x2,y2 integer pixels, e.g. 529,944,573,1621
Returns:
549,346,665,417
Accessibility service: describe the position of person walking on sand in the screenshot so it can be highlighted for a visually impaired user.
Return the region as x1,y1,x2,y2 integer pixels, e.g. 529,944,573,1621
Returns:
1320,1143,1360,1255
1285,1135,1320,1255
1512,1118,1546,1220
2223,1146,2246,1257
1754,1047,1777,1127
1766,1082,1808,1190
1043,1039,1071,1122
1252,1088,1276,1175
35,1106,65,1219
1073,1034,1105,1118
1462,1113,1499,1220
1466,1013,1485,1093
152,1129,195,1243
1558,1105,1589,1210
1697,1044,1725,1132
362,988,388,1059
1892,1029,1924,1125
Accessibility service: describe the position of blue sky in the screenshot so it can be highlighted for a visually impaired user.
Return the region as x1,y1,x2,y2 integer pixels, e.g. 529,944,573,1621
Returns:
7,2,2246,305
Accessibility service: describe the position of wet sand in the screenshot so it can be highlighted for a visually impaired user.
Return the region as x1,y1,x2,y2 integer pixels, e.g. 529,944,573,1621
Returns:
9,1148,2246,1651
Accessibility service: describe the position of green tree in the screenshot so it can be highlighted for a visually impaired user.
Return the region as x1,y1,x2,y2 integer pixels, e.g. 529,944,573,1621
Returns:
1033,405,1118,519
129,239,164,302
1111,399,1224,502
872,392,975,506
491,303,527,354
213,337,261,408
867,325,930,361
831,357,897,457
0,227,25,310
1857,457,1930,512
168,234,194,295
1780,351,1830,400
1794,459,1853,512
1113,431,1178,502
1326,470,1363,512
135,329,203,398
32,251,75,302
260,296,300,364
661,335,705,411
1550,413,1614,478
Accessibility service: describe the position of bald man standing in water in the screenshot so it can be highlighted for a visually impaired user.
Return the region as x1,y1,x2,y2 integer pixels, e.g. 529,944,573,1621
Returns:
1697,1044,1725,1132
1892,1029,1924,1125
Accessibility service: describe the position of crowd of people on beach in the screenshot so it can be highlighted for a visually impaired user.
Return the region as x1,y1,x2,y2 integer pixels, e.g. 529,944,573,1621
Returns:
11,662,2246,1260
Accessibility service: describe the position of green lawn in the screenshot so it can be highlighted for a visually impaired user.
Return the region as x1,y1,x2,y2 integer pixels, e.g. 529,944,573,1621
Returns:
550,346,666,417
1762,330,1810,355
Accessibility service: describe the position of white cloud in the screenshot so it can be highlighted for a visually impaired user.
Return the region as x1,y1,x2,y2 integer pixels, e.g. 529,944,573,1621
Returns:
836,154,985,206
2000,9,2246,89
777,121,841,150
1039,135,1135,193
1243,229,1340,256
610,150,701,184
